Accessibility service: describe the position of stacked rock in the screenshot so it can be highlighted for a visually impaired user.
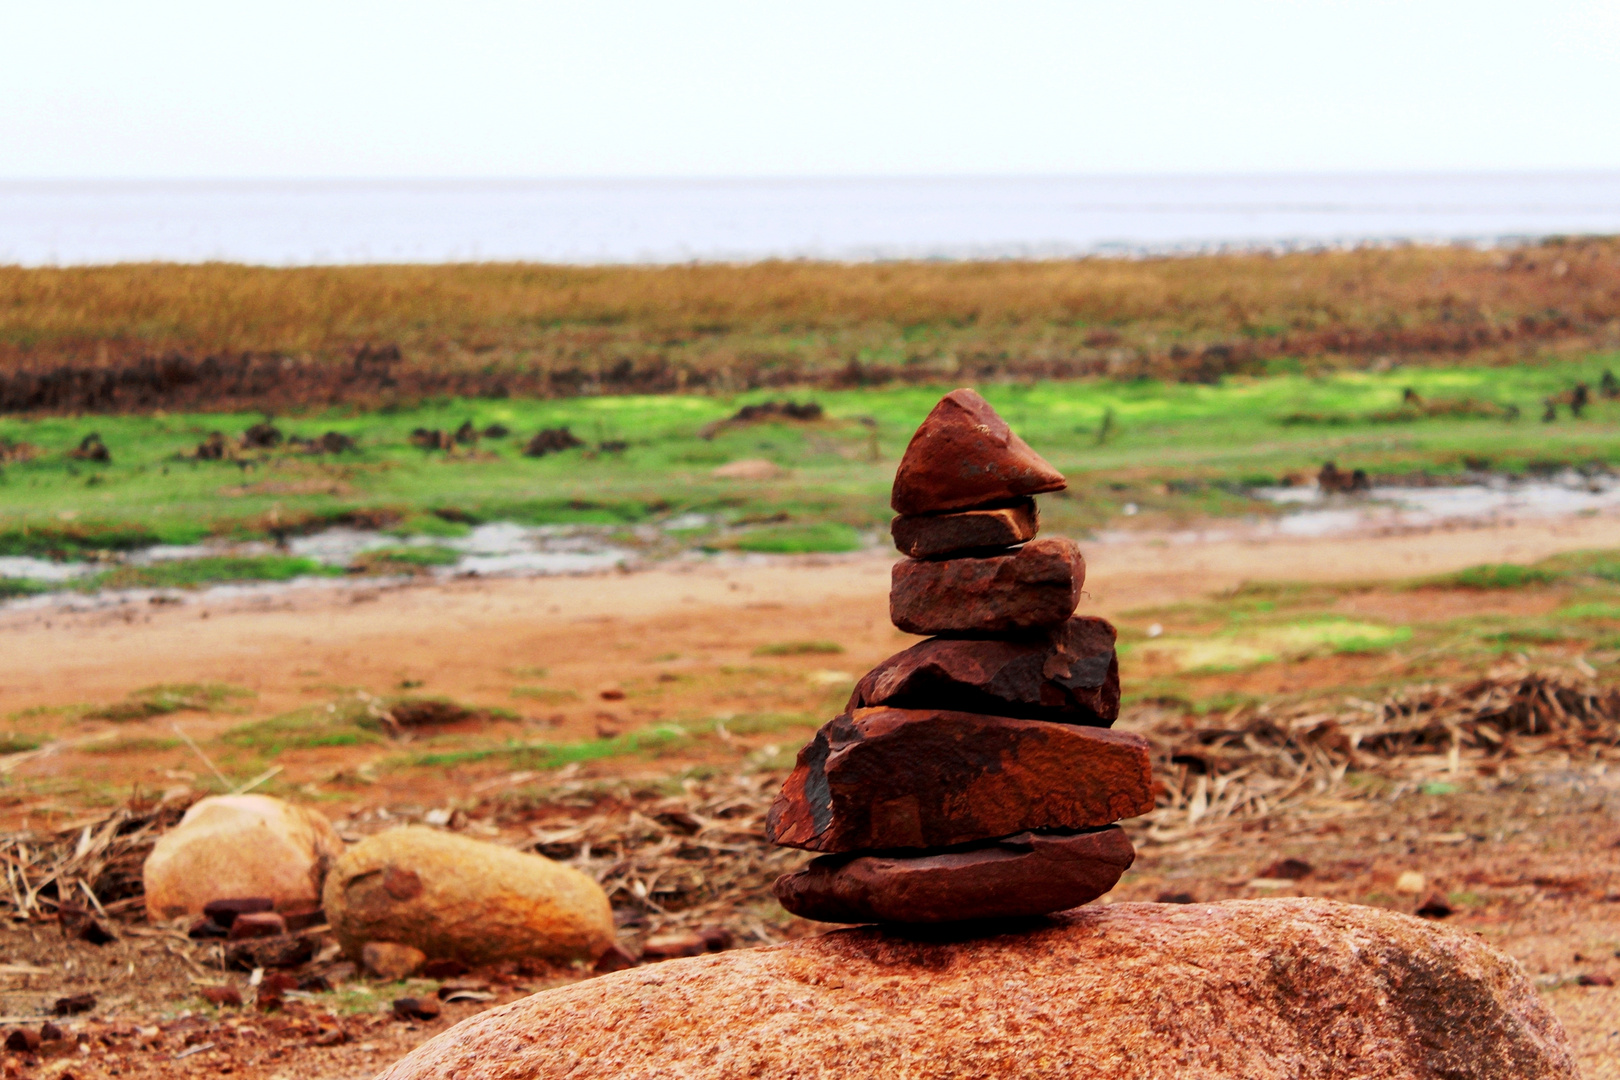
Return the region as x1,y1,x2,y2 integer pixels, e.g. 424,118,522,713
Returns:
766,389,1155,923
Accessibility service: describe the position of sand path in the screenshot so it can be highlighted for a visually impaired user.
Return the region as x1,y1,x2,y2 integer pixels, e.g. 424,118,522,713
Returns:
3,511,1618,718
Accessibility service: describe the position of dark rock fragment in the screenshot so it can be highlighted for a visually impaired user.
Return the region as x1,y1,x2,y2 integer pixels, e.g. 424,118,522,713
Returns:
240,422,282,450
1260,858,1314,881
1318,461,1369,494
68,433,110,463
228,911,288,940
317,431,356,453
410,428,453,451
592,944,638,974
523,428,585,457
203,897,276,928
281,904,326,932
226,932,318,970
1415,893,1454,919
199,985,243,1008
774,827,1135,924
766,707,1155,853
393,997,443,1021
890,389,1065,515
5,1028,40,1052
890,537,1084,635
849,615,1119,725
52,994,95,1016
195,431,228,460
891,499,1039,558
422,958,469,979
640,934,708,961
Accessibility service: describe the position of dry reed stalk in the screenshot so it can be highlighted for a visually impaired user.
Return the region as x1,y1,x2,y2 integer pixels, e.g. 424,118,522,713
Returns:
3,240,1618,411
0,668,1611,946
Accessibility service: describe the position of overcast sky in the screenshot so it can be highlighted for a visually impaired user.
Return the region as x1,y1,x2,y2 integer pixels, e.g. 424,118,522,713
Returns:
6,1,1620,179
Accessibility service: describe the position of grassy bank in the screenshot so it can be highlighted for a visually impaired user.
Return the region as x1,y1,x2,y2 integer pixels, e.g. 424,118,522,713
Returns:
1,357,1617,562
3,241,1619,411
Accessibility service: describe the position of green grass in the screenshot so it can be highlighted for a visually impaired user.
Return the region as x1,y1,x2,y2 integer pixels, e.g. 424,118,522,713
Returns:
347,545,460,573
1127,619,1411,673
85,683,254,722
0,521,168,557
510,687,579,704
1114,547,1620,713
221,703,387,753
752,640,846,657
81,735,183,755
717,521,864,554
1555,602,1620,621
1419,563,1566,590
0,733,42,755
1538,550,1620,583
0,578,51,600
89,555,340,590
703,712,821,736
396,725,690,771
2,356,1620,569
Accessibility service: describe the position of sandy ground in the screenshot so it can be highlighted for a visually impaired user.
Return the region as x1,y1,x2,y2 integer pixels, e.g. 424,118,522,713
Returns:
6,511,1620,721
1,512,1618,1078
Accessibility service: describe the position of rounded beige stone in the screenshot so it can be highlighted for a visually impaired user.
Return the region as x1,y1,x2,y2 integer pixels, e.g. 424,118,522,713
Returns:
377,897,1577,1080
322,826,614,965
143,794,343,922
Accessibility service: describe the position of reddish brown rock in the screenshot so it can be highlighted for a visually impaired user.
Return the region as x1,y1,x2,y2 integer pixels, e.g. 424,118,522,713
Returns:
227,911,287,940
393,996,443,1021
199,985,243,1008
225,932,319,970
890,537,1084,635
890,389,1067,515
203,897,275,928
775,826,1134,924
376,898,1578,1080
849,616,1119,724
765,707,1154,853
890,499,1038,559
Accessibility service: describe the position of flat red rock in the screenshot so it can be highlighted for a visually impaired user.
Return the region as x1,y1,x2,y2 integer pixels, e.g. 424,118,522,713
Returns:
765,707,1155,853
890,389,1067,515
890,499,1038,559
849,616,1119,724
774,826,1135,924
890,537,1083,635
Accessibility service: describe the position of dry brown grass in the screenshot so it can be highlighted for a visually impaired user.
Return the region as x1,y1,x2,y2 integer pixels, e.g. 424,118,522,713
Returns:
2,239,1619,410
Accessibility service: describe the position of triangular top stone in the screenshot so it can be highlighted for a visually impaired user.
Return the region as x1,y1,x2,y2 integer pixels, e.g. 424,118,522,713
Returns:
890,389,1066,515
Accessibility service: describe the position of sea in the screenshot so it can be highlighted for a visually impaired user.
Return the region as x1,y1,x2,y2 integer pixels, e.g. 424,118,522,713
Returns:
3,172,1619,266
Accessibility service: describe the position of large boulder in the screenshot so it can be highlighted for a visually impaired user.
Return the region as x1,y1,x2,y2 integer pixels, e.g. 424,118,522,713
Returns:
322,827,614,966
143,795,343,921
377,898,1577,1080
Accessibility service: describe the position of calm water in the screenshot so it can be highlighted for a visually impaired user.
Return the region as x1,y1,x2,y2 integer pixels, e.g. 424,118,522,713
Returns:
4,173,1619,266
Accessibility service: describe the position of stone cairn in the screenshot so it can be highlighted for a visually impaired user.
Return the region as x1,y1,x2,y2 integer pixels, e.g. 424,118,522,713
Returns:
766,389,1155,923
